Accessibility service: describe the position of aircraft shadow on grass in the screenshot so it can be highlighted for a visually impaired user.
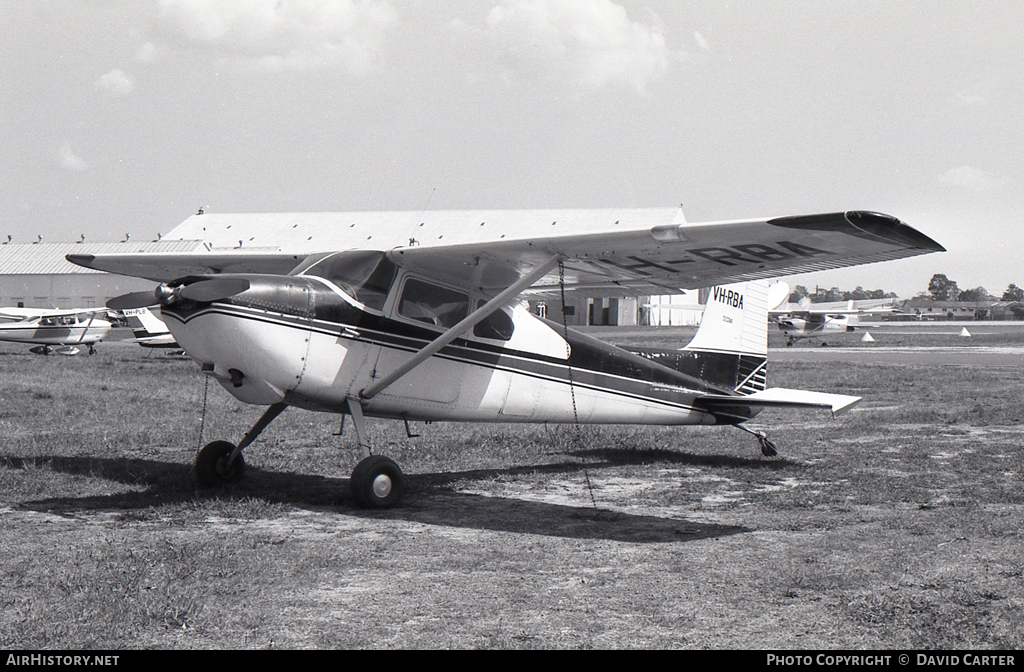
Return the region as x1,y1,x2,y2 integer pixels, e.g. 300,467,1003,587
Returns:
0,448,793,543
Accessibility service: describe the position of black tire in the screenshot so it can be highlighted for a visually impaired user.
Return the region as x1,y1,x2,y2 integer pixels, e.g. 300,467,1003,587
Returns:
759,437,779,457
195,440,245,487
350,455,404,508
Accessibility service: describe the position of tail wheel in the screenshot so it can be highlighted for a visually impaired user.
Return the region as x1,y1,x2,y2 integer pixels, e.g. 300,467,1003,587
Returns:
350,455,404,508
758,435,779,457
195,440,246,487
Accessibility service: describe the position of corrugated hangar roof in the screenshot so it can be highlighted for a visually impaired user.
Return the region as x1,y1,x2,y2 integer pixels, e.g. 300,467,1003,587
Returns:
0,240,202,275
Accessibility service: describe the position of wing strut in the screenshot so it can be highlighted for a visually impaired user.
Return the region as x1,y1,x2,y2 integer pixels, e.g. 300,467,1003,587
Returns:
359,255,560,401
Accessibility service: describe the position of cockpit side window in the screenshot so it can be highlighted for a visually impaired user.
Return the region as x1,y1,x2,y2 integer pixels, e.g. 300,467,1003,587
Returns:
397,278,469,329
296,251,397,311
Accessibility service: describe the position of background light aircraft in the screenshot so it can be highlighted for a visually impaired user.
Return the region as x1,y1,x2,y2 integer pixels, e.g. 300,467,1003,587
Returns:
121,307,179,349
771,294,898,346
0,306,112,355
73,208,943,508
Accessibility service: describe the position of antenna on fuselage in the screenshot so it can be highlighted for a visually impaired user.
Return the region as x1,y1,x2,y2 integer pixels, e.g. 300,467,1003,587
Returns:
408,187,436,247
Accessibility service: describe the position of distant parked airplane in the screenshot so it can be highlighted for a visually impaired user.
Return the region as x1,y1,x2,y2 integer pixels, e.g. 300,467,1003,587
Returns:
771,296,896,346
0,306,112,354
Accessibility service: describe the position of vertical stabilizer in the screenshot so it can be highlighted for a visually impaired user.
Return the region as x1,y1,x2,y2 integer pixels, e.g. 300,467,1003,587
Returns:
678,280,770,394
629,280,778,395
683,280,770,357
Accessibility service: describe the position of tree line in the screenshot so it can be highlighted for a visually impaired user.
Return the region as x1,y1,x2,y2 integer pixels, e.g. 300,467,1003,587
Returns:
789,276,1024,306
789,285,898,304
923,274,1023,303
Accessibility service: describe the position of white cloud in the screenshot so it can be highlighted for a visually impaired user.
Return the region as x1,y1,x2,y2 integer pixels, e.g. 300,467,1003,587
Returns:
939,166,1008,192
59,145,88,172
154,0,398,74
483,0,677,93
94,69,135,97
136,41,160,63
956,92,987,107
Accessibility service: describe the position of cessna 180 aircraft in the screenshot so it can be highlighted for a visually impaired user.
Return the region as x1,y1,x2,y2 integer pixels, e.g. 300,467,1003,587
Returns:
0,306,112,354
772,296,897,346
71,208,943,507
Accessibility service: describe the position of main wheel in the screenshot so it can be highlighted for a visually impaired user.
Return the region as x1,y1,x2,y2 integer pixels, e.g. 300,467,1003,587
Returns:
350,455,404,508
195,440,246,487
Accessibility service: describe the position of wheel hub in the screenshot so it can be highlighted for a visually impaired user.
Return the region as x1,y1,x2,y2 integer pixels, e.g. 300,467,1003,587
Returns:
216,456,235,477
371,474,393,499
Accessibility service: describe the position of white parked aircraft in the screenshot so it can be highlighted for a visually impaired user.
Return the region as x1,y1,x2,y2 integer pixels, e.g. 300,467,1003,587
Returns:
772,295,897,346
71,208,943,507
0,306,112,355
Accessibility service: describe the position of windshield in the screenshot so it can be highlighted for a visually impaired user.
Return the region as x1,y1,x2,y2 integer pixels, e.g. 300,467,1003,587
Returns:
295,251,397,311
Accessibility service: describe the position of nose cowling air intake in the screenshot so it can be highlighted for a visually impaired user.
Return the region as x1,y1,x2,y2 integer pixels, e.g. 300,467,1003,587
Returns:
159,274,319,407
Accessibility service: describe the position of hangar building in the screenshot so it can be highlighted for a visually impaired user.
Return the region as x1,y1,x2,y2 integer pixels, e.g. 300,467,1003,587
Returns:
0,240,199,309
1,209,709,326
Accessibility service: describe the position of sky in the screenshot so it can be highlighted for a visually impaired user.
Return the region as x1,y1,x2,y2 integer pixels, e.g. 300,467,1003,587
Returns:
2,0,1021,299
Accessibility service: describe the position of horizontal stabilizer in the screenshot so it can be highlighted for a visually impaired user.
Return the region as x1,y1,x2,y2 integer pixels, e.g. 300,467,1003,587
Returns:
698,387,862,417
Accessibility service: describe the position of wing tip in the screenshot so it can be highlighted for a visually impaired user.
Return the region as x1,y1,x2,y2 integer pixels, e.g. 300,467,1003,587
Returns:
830,394,862,416
66,253,96,269
767,211,945,254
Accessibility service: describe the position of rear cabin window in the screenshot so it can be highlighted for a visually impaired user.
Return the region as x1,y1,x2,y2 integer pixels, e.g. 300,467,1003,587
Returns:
398,278,469,329
297,251,397,311
472,300,515,341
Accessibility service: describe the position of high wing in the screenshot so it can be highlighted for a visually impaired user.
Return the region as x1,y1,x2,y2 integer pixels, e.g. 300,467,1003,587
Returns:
771,310,829,324
396,211,944,296
0,306,111,321
771,297,898,319
63,252,307,284
67,209,943,294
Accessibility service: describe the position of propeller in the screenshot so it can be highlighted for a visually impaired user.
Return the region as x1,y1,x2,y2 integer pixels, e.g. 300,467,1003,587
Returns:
106,291,159,310
178,277,251,302
106,277,251,310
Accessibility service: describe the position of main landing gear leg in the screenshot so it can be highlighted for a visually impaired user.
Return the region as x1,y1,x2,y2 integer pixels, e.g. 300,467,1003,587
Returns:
734,423,779,457
195,402,288,487
345,398,404,509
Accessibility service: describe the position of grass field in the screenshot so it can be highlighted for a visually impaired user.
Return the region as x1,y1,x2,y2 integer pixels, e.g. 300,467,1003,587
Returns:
1,330,1022,649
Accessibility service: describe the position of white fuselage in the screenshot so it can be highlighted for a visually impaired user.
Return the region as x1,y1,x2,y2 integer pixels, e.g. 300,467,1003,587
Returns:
160,274,722,427
0,315,111,346
777,313,857,341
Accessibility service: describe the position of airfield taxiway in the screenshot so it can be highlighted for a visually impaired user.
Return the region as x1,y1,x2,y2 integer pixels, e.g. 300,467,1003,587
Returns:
768,345,1024,367
771,321,1024,366
584,321,1024,367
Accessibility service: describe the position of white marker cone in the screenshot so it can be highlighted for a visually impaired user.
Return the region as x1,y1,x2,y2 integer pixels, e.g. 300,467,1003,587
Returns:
960,327,972,337
861,332,874,342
